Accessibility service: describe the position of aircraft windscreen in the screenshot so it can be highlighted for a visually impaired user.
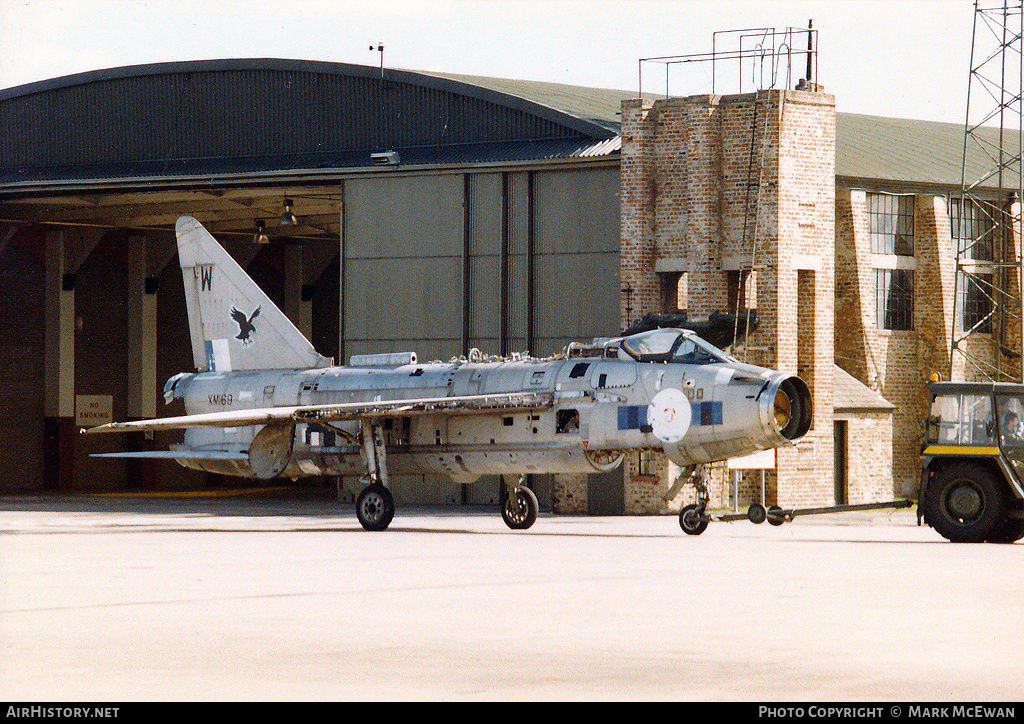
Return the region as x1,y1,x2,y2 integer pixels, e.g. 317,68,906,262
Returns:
672,337,724,364
620,329,725,364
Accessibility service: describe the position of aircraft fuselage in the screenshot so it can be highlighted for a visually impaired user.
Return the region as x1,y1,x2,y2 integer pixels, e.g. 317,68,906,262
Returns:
166,341,808,484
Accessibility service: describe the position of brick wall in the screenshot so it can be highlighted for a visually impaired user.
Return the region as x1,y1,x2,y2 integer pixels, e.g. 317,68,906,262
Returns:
835,189,1024,498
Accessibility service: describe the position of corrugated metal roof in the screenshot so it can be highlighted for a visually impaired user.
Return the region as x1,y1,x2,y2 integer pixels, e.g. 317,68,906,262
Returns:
836,112,1019,192
0,59,619,190
422,75,1009,194
0,136,623,194
415,71,634,134
0,57,1015,195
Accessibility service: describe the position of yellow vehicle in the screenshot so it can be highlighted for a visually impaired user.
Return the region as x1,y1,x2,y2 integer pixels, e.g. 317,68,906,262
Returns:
919,381,1024,543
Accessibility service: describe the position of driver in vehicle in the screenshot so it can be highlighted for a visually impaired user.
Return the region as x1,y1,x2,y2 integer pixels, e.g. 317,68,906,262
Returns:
1002,410,1024,445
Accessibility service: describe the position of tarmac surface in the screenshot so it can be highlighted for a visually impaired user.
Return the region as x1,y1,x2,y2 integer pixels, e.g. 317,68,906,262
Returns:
1,488,1021,701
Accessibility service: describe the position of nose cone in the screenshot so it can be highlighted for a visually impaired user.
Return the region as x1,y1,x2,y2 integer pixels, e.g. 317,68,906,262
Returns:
766,375,812,441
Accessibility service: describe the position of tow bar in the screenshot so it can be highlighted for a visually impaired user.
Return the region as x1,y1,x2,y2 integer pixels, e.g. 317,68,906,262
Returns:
717,499,914,526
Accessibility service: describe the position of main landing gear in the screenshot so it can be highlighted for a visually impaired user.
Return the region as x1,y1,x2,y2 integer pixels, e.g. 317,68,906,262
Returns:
352,420,540,532
355,420,396,531
356,482,395,531
500,475,539,530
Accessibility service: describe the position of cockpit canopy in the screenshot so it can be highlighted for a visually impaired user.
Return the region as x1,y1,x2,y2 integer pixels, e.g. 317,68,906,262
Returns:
617,328,730,364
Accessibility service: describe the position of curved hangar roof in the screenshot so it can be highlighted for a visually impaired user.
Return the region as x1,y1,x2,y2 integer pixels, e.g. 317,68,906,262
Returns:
0,58,620,193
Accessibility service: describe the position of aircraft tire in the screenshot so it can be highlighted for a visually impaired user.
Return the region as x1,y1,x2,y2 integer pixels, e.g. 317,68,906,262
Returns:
766,505,786,526
356,483,395,531
679,504,708,535
922,462,1007,543
501,486,538,530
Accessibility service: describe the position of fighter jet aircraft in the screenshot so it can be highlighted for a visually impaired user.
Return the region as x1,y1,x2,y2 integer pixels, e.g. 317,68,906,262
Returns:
86,216,812,532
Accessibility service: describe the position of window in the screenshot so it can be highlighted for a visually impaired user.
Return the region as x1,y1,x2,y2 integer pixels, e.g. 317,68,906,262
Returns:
726,270,757,314
927,391,994,446
867,193,914,255
959,271,993,334
671,337,722,365
950,197,997,333
869,193,915,331
875,269,914,330
658,271,687,313
949,196,995,261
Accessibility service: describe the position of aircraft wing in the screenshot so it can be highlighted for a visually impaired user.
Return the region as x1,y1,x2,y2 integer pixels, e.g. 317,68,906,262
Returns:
82,391,555,434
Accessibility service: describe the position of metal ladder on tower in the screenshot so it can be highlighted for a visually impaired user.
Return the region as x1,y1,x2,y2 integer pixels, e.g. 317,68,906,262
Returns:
732,87,783,361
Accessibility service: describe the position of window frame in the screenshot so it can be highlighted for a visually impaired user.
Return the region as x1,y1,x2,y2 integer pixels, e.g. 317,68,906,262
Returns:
867,193,915,256
949,196,996,261
875,268,915,331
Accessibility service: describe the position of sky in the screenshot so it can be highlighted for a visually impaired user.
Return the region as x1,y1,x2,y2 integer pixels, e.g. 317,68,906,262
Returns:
0,0,984,125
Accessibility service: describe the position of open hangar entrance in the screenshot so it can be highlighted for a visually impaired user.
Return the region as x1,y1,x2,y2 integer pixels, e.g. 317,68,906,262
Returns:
0,59,624,511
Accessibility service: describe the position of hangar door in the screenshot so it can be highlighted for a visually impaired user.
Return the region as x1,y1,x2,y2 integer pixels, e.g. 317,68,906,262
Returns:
338,167,621,511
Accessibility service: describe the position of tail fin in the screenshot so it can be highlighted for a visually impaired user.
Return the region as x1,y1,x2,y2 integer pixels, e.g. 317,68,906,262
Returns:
176,216,333,372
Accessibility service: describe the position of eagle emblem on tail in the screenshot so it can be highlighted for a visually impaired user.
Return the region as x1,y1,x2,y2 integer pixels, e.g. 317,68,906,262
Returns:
230,305,261,346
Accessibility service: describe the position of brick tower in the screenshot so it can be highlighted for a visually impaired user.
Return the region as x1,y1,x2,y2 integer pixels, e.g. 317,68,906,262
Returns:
619,88,837,510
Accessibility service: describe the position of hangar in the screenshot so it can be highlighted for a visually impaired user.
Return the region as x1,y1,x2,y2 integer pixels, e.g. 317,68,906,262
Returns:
0,58,1011,514
0,58,624,510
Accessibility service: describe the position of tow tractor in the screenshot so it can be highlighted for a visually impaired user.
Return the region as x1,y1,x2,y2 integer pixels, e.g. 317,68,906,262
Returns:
678,379,1024,541
918,379,1024,543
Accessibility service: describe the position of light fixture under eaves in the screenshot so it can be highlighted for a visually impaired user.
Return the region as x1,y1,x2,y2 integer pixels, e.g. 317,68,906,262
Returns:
371,150,400,166
278,198,298,226
253,220,270,244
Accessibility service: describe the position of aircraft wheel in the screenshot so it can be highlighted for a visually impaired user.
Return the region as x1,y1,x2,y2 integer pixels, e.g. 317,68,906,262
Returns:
679,504,709,535
747,503,767,524
356,483,395,531
501,486,538,530
766,505,786,526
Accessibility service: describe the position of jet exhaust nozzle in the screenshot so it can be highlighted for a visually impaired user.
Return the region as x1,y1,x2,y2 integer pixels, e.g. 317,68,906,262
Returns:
768,375,812,441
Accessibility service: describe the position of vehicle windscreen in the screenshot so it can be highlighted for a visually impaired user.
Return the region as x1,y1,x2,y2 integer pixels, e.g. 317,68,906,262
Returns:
995,393,1024,447
928,392,995,446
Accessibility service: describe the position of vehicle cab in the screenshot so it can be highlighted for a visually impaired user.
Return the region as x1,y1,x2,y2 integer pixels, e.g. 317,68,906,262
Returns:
920,380,1024,542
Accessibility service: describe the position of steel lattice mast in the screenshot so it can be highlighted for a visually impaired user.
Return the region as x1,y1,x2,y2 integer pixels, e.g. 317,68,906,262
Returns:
950,0,1024,382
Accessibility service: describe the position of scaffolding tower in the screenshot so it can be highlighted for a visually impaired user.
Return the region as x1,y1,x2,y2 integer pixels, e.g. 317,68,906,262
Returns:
950,1,1024,382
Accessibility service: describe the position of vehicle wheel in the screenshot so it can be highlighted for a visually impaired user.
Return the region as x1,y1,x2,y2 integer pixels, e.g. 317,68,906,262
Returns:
986,515,1024,544
766,505,786,526
679,504,709,535
356,483,395,531
501,486,538,530
747,503,767,524
922,462,1007,543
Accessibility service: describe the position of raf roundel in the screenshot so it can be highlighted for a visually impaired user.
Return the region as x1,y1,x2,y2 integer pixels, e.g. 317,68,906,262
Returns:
648,388,691,443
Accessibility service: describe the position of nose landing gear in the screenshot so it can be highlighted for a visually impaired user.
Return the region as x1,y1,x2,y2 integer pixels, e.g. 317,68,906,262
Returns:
677,466,711,535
